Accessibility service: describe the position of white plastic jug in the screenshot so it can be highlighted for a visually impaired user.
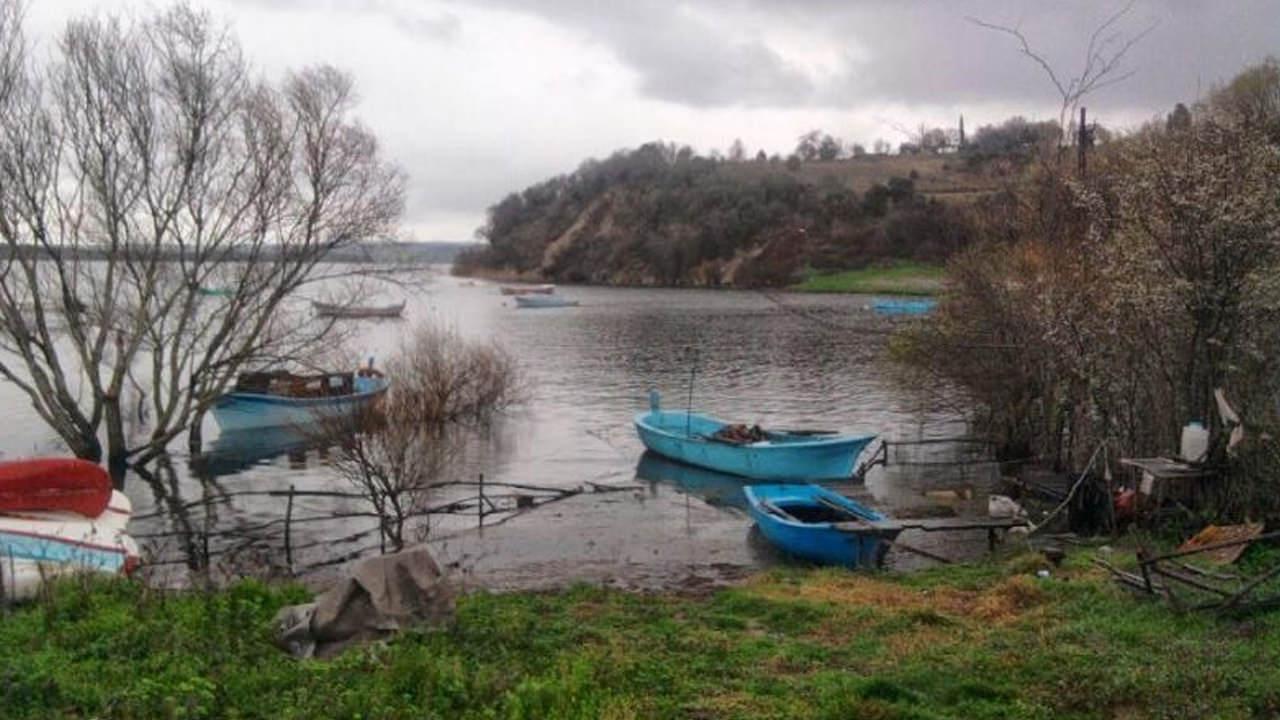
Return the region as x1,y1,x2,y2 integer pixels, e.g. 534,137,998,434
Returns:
1180,421,1209,463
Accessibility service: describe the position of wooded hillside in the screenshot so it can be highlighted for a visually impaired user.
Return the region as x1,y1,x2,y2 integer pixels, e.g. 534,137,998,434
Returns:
454,145,1014,288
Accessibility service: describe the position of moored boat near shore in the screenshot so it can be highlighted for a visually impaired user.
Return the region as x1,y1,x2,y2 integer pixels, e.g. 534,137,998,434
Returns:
744,484,899,567
211,367,389,432
0,458,112,518
0,489,139,601
634,392,874,481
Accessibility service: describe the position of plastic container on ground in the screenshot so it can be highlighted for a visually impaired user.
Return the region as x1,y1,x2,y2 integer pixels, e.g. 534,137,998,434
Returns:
1180,421,1209,463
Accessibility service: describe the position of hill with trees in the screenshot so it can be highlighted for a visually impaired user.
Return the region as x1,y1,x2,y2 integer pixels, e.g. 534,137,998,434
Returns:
454,122,1055,288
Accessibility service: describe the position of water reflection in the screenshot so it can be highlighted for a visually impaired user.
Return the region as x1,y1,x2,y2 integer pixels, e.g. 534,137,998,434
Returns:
1,275,991,588
634,451,750,513
189,426,327,479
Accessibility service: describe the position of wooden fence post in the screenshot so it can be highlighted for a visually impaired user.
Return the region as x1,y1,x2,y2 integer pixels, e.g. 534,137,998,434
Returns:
284,485,295,573
478,473,485,529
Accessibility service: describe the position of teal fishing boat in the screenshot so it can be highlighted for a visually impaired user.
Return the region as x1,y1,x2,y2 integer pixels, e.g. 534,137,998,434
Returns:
634,392,874,481
744,484,899,567
211,367,388,432
871,297,936,315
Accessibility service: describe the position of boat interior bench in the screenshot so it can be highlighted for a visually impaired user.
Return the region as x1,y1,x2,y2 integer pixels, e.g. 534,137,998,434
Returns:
833,517,1029,553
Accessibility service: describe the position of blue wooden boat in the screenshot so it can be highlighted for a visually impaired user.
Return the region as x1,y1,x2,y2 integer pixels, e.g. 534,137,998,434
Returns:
744,484,900,567
634,392,874,481
871,297,936,315
211,369,388,432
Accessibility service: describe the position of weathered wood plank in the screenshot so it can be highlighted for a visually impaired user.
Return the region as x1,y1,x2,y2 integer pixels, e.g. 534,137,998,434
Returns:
894,517,1028,531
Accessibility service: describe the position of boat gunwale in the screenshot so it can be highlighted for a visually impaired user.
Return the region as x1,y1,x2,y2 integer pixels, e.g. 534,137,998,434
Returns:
217,379,389,408
311,301,406,317
747,484,885,525
634,410,874,451
744,485,885,530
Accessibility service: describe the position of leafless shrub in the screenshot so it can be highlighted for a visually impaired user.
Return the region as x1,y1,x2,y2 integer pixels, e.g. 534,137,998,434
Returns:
320,323,524,552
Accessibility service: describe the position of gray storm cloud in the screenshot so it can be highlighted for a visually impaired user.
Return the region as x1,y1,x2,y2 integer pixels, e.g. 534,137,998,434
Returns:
466,0,1279,110
197,0,1280,238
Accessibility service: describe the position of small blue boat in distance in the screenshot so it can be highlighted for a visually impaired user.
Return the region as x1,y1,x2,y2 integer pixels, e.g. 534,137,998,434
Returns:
744,484,901,567
634,392,874,481
211,366,388,432
871,297,936,316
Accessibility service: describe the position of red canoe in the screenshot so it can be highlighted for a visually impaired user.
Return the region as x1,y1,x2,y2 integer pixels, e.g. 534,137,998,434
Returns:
0,458,112,518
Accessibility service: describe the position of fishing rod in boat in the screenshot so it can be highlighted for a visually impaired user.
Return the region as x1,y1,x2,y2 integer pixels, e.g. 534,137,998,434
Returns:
685,344,697,439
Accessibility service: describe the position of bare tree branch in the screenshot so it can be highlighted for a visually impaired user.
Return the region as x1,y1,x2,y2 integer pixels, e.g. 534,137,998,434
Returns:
968,2,1157,141
0,1,405,474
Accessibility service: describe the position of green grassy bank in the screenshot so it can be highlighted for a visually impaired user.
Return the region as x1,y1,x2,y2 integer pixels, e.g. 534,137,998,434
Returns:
2,556,1278,719
792,263,945,296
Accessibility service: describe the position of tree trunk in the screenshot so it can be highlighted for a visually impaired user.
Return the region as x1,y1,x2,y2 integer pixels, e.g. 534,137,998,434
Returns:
64,432,104,464
103,394,128,490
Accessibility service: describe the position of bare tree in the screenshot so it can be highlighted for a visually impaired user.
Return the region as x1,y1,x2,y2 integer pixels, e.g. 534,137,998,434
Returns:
968,1,1156,141
0,3,404,476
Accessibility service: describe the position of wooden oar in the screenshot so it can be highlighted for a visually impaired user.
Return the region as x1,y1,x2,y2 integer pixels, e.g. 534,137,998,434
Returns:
759,499,797,521
815,495,874,522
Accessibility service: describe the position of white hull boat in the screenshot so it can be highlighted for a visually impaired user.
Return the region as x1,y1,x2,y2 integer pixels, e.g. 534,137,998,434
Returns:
0,490,139,601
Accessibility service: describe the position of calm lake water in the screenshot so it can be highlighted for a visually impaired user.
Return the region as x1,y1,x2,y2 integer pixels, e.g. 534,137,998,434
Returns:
0,270,1004,591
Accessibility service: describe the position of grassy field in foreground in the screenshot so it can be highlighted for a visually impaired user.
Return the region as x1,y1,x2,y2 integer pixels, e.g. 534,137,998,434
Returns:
2,555,1279,719
792,263,946,296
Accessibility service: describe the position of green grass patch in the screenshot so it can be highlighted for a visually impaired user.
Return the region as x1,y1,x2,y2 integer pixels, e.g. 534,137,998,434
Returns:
2,557,1279,719
792,262,945,295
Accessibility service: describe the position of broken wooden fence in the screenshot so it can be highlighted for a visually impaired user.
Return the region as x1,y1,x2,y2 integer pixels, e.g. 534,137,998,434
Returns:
1095,530,1280,614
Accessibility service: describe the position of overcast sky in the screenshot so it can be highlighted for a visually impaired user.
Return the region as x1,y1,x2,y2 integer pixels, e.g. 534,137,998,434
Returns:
24,0,1280,242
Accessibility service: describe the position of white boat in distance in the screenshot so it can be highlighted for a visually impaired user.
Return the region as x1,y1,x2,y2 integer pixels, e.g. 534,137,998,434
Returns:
312,301,405,319
499,284,555,296
514,294,579,309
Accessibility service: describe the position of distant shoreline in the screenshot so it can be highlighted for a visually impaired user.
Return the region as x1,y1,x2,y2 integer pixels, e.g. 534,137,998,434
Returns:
454,261,945,297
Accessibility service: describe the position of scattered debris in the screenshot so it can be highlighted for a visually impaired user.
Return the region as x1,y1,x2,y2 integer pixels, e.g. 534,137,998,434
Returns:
988,494,1025,519
924,488,973,502
711,424,767,444
1095,528,1280,615
1176,523,1264,564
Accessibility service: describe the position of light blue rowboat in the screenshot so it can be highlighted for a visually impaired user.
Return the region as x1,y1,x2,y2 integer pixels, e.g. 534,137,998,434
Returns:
633,392,874,481
871,297,936,315
744,484,900,567
211,372,388,432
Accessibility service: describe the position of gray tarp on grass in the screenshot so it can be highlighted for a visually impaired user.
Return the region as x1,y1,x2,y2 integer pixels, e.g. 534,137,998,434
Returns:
274,546,455,658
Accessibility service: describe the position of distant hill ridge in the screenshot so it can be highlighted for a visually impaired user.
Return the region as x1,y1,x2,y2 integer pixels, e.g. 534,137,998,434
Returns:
455,143,1009,288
